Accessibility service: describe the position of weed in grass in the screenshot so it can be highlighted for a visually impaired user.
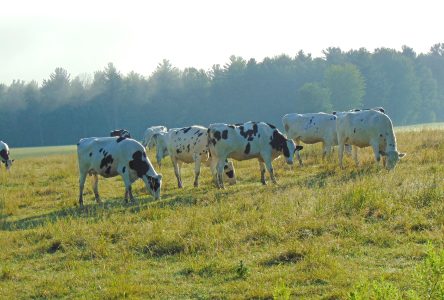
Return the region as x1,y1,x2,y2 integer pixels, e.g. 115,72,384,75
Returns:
273,279,291,300
235,260,249,279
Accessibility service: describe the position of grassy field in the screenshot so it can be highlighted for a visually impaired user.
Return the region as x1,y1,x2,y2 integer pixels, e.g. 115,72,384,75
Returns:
1,128,444,299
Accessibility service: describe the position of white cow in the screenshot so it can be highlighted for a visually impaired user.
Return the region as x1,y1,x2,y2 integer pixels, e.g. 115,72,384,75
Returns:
152,126,236,188
77,136,162,206
208,121,302,188
0,141,13,170
336,110,405,170
142,126,167,149
282,112,352,166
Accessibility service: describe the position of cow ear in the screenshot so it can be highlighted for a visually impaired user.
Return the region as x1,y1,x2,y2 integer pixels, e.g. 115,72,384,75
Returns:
296,145,303,151
12,159,15,162
398,152,406,158
379,150,387,156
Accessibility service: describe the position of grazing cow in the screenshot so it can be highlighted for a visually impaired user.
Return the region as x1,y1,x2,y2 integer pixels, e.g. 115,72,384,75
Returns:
77,136,162,206
142,126,168,149
110,129,131,139
208,121,302,188
282,112,351,166
152,126,236,187
336,110,405,170
0,141,13,170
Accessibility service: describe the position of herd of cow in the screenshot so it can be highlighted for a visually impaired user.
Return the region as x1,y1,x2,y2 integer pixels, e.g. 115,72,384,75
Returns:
0,108,406,207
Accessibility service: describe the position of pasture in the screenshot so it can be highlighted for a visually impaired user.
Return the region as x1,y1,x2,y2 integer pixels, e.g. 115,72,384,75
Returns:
1,128,444,299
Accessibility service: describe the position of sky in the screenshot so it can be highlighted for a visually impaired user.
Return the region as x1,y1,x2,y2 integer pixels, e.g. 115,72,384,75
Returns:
0,0,443,85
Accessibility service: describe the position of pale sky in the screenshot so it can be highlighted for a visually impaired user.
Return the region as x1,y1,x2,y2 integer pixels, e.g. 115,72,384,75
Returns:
0,0,442,85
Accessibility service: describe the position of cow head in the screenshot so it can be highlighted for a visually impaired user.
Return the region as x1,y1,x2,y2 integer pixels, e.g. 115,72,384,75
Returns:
380,150,406,170
0,149,13,171
152,133,169,167
270,130,302,165
146,174,162,200
223,160,237,185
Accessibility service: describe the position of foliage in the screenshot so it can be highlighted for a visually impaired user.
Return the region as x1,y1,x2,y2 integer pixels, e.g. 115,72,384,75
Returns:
1,45,444,147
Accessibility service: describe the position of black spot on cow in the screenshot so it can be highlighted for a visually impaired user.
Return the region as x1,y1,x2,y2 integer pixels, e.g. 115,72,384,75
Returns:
380,134,383,137
116,136,127,143
147,176,161,192
177,149,182,154
309,117,313,124
214,131,222,141
0,149,8,161
244,143,251,154
269,130,290,157
226,170,234,178
110,129,131,138
332,111,337,115
122,166,126,173
239,123,258,140
89,152,92,157
105,166,111,174
99,148,103,153
197,132,204,137
228,125,235,129
210,138,217,146
222,130,228,139
129,151,150,178
266,123,276,129
100,154,114,169
360,119,364,122
182,127,192,134
187,144,190,152
353,128,356,133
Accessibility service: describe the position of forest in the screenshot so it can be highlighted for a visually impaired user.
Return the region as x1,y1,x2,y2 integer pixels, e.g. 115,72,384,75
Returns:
1,44,444,147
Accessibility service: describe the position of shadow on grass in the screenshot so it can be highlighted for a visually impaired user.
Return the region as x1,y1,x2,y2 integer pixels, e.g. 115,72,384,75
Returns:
0,196,156,231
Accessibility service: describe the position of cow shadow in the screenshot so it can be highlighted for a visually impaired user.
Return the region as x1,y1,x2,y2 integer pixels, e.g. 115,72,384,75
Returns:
0,196,157,231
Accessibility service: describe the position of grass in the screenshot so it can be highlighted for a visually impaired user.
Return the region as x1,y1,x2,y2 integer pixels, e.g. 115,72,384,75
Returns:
1,128,444,299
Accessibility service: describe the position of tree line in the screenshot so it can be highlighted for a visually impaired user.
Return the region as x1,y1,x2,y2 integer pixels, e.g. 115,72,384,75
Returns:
1,44,444,147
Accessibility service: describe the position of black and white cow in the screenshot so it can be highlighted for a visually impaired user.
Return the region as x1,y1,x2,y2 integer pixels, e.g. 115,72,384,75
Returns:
282,112,351,166
208,121,302,188
152,126,236,187
77,136,162,206
336,110,405,170
110,129,131,139
142,126,168,149
0,141,13,170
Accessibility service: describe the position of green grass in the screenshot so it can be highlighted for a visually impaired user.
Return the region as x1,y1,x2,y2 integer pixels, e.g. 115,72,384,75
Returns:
1,129,444,299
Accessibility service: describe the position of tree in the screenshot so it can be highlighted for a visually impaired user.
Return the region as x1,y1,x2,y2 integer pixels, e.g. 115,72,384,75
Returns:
297,82,332,113
324,64,365,111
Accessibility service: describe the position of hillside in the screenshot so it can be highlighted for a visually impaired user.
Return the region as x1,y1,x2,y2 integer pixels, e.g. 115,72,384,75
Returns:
1,129,444,299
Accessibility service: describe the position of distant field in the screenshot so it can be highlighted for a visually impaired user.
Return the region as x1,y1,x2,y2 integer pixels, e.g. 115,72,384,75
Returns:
1,128,444,299
395,122,444,131
11,145,76,159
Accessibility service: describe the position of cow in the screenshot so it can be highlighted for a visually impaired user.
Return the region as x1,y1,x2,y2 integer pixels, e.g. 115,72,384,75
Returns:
336,110,405,170
0,141,13,170
152,126,236,188
332,107,386,115
208,121,302,188
282,112,351,166
142,126,168,149
77,136,162,207
110,129,131,139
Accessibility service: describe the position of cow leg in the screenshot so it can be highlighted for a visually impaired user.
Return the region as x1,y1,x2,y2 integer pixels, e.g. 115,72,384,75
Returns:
322,143,332,160
171,157,183,188
259,160,267,185
78,172,87,207
193,155,202,187
260,152,276,184
295,140,303,166
120,171,134,203
91,174,101,203
216,159,226,189
382,155,387,167
352,146,359,166
338,143,345,169
371,143,381,165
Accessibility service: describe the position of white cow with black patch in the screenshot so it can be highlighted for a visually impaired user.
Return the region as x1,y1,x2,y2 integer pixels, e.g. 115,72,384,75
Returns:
142,125,167,149
77,136,162,207
152,126,236,188
208,121,302,188
282,112,351,166
0,141,13,170
336,110,405,170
